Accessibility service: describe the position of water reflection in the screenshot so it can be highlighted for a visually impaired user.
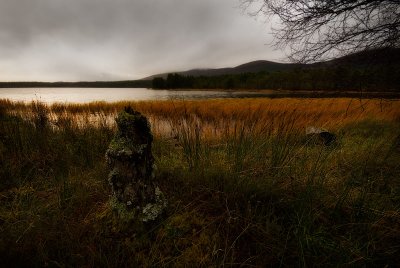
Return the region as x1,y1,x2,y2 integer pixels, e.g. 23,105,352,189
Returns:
0,88,283,103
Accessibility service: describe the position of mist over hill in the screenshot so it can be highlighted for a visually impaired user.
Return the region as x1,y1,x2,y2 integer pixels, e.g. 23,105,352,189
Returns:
0,48,399,92
143,60,304,80
144,48,400,80
150,48,400,92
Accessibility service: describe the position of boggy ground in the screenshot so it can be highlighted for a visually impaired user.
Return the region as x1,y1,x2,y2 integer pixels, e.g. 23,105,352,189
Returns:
0,98,400,267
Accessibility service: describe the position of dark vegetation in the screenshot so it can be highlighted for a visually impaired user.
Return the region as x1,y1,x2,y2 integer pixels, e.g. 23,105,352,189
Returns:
153,65,400,91
152,49,400,91
1,99,400,267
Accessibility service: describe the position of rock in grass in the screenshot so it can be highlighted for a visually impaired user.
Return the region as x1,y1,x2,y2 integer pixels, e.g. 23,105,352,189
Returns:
106,106,166,222
306,126,336,146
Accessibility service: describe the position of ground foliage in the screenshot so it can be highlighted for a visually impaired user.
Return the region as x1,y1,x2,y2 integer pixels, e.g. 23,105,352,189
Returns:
0,98,400,267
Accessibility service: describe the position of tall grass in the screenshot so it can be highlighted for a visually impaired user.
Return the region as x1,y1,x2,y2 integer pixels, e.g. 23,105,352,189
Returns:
0,98,399,267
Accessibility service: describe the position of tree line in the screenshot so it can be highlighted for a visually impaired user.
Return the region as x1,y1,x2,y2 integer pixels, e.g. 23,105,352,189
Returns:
152,66,400,92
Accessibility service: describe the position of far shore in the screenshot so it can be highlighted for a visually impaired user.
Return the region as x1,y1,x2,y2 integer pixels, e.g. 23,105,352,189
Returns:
162,88,400,97
1,84,399,100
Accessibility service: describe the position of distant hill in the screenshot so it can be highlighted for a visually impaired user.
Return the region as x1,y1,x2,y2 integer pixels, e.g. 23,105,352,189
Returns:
0,48,398,89
322,48,400,67
143,61,304,80
144,48,400,79
150,48,400,92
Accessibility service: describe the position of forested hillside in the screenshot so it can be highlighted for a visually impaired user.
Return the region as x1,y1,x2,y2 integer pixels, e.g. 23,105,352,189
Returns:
152,48,400,91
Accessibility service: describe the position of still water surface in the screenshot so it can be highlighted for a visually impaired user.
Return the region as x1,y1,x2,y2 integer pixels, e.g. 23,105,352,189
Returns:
0,88,284,103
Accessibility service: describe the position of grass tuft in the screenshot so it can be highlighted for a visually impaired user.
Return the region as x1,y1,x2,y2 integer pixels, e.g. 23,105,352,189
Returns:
0,98,399,266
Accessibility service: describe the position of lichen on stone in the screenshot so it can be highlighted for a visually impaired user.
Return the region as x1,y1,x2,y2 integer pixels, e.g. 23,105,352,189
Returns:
106,107,166,223
141,187,167,222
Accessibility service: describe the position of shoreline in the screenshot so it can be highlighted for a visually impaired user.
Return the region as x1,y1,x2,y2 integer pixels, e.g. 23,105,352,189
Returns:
1,88,399,103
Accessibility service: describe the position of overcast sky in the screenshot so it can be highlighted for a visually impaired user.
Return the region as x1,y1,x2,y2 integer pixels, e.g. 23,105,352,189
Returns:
0,0,283,81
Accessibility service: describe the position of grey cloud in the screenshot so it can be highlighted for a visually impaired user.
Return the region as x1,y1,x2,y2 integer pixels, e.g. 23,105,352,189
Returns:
0,0,282,81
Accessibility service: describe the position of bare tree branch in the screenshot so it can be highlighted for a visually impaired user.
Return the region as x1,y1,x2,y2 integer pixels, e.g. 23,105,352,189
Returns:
240,0,400,62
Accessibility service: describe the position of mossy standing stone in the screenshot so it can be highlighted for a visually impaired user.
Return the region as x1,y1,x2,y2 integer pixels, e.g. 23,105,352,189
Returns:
106,107,166,222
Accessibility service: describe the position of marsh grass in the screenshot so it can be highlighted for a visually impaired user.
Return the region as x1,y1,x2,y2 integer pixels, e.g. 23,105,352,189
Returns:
0,98,400,267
